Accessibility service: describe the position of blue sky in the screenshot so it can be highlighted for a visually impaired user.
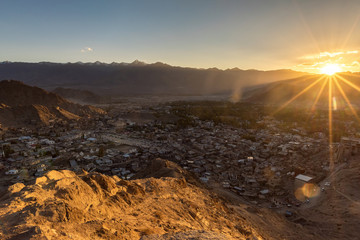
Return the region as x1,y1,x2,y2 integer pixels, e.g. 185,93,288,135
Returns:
1,0,360,71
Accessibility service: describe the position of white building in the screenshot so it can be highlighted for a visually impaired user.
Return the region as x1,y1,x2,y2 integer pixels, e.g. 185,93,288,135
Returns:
5,169,19,175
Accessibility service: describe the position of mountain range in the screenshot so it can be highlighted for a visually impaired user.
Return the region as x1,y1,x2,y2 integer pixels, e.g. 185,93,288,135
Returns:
0,61,308,96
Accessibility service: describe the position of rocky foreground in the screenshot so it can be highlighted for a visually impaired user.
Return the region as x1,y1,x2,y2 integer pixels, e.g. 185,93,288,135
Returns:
0,169,262,240
1,156,358,240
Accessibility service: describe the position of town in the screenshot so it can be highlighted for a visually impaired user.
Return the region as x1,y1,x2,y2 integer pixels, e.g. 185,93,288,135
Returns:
0,101,358,211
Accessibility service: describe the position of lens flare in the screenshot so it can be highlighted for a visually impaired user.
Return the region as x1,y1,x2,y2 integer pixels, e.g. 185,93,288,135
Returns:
295,183,320,201
332,97,337,111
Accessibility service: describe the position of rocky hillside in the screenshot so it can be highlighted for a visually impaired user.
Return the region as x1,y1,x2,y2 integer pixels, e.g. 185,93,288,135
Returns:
0,158,343,240
0,80,104,128
0,170,261,240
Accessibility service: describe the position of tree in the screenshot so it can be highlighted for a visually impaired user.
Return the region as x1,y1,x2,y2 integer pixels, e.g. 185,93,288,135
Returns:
98,146,105,157
3,145,14,158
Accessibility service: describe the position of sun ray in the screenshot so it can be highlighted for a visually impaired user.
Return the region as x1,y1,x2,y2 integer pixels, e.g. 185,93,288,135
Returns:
328,76,334,173
340,72,360,79
341,14,360,50
333,77,360,121
292,0,321,54
336,74,360,92
310,77,328,112
293,74,320,83
272,76,325,115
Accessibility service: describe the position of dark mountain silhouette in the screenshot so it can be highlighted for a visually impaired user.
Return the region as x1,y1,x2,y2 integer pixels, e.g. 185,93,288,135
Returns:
0,80,104,128
0,61,308,96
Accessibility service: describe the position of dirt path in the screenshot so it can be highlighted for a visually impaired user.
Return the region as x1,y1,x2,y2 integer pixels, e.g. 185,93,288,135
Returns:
300,162,347,210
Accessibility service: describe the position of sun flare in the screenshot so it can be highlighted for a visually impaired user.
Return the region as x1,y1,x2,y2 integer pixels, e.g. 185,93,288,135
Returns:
320,64,342,75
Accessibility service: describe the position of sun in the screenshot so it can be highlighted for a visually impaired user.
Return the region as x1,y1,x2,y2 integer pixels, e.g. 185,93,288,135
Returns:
320,63,342,75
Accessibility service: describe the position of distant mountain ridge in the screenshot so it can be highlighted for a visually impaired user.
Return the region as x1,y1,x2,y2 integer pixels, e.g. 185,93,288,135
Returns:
0,80,104,128
0,61,308,96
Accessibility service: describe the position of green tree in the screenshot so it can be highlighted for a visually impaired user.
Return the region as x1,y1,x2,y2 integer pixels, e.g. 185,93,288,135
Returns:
98,146,105,157
3,145,14,158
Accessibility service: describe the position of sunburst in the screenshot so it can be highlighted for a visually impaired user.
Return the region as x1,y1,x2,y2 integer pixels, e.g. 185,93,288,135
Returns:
273,71,360,177
321,64,342,76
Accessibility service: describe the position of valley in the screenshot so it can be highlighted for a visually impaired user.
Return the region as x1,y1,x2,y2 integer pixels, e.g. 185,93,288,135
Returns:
1,85,359,239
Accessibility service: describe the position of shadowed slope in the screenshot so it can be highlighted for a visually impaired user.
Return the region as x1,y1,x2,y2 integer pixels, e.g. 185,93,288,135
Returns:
0,80,104,128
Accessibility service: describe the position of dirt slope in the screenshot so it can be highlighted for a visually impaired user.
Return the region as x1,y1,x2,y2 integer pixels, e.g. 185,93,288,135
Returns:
0,170,262,240
296,157,360,240
1,157,355,240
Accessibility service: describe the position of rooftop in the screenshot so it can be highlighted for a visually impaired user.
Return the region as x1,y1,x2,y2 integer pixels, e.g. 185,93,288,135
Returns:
295,174,313,182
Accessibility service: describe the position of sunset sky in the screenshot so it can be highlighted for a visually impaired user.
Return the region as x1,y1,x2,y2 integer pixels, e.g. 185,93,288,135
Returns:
1,0,360,73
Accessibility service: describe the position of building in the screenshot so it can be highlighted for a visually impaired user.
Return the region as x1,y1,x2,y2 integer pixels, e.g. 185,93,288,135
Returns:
294,174,315,201
5,169,19,175
295,174,313,183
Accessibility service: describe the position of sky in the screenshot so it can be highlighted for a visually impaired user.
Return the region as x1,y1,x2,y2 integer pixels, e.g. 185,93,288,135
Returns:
1,0,360,72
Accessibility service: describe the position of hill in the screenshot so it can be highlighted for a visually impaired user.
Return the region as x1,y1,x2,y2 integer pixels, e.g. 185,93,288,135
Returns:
0,61,308,96
0,80,104,128
0,168,324,240
0,170,260,240
0,158,336,240
52,87,109,104
0,157,352,240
